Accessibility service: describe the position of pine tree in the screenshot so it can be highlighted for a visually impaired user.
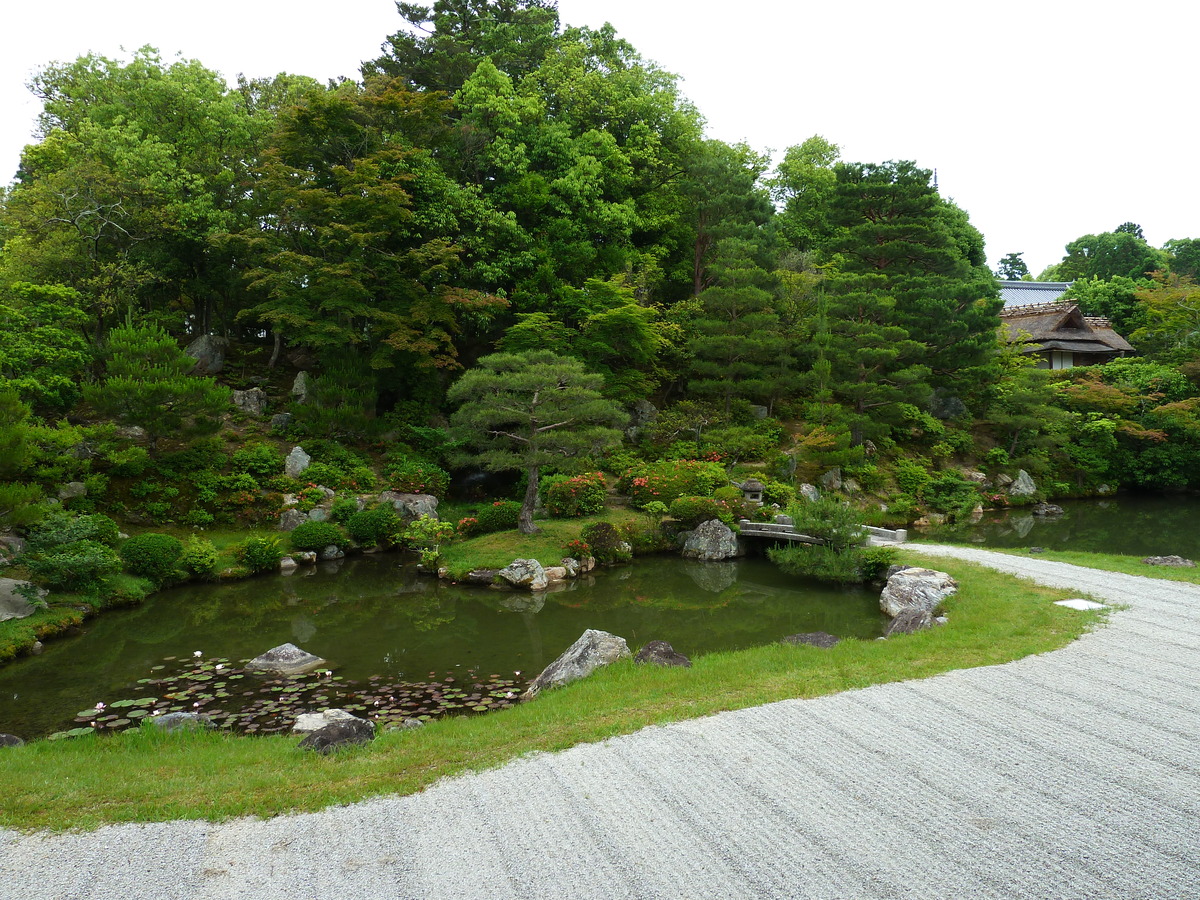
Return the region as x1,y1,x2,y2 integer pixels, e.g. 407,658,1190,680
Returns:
448,351,626,533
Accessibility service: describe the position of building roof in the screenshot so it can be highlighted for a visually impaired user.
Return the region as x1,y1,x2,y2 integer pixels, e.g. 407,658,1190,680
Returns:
1000,301,1134,354
999,280,1072,308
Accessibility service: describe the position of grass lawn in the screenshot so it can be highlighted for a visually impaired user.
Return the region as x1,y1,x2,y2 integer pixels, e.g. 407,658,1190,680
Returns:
0,551,1104,832
439,509,643,578
914,541,1200,586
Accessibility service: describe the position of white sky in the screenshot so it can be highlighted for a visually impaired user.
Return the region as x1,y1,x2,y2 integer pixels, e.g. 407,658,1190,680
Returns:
2,0,1197,275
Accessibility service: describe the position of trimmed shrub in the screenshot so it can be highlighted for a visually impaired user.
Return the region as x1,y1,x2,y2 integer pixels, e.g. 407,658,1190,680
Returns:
669,495,734,528
475,500,521,534
544,471,607,517
24,541,122,591
231,443,282,479
289,521,345,552
346,506,401,546
330,498,360,524
180,536,218,580
384,456,449,497
119,533,184,586
25,511,119,553
618,460,726,508
761,479,796,508
236,536,282,574
580,521,632,565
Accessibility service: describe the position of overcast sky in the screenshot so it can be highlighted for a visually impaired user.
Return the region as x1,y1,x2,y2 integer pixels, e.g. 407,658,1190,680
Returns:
2,0,1196,275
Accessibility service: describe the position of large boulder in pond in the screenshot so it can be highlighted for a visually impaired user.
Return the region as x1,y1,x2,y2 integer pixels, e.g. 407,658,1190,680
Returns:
880,567,958,618
523,629,631,700
498,558,548,591
681,519,740,561
635,640,691,668
379,492,438,521
247,642,327,676
297,718,374,754
292,708,368,734
285,446,312,479
1009,469,1038,498
0,578,44,623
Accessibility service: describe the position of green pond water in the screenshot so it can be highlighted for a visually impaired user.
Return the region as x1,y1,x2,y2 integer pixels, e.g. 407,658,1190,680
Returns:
925,493,1200,559
0,554,884,740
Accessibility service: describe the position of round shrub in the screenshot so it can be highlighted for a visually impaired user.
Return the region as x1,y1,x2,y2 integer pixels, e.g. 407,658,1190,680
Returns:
230,443,282,479
579,521,632,565
544,471,607,518
347,507,401,546
289,521,345,552
119,533,185,586
180,536,218,580
761,479,796,508
669,495,734,528
384,456,450,497
330,497,360,524
236,536,282,574
475,500,520,534
24,541,122,591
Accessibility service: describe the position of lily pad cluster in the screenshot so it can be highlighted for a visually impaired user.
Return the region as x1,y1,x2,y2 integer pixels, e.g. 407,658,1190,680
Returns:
47,655,524,740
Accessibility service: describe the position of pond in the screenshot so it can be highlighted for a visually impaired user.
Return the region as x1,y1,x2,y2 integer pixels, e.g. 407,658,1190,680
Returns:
0,554,885,740
924,492,1200,559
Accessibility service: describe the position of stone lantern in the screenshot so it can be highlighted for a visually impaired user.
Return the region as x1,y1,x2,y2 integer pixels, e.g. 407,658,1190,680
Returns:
739,478,765,505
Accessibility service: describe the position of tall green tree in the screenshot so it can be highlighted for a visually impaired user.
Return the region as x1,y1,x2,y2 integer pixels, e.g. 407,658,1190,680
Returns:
234,78,506,391
1047,225,1169,282
995,252,1030,280
0,387,45,529
83,322,231,448
824,160,1001,391
770,135,840,253
0,282,91,412
448,350,626,533
688,241,792,413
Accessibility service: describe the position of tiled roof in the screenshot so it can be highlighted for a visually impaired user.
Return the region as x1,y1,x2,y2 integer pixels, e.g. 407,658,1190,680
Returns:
999,280,1072,308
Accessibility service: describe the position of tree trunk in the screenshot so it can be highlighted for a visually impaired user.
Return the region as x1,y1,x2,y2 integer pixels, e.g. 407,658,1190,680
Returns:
268,329,282,369
518,465,541,534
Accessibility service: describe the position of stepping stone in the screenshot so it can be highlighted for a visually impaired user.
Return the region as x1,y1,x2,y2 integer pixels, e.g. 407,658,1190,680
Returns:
1055,598,1106,611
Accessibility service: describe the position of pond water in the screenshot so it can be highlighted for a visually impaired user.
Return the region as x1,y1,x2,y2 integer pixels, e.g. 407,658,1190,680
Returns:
0,554,884,740
925,493,1200,559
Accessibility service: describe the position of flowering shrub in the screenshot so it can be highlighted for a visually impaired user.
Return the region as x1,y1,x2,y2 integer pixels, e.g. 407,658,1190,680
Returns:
562,538,591,558
475,500,521,534
668,495,735,527
580,522,631,565
456,516,480,537
545,471,607,517
617,460,726,508
384,456,449,497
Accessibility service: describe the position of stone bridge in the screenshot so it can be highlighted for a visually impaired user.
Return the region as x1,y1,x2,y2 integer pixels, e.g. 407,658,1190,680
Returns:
736,518,907,547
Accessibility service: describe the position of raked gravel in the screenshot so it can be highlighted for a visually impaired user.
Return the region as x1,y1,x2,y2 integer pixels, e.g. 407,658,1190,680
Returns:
3,545,1200,899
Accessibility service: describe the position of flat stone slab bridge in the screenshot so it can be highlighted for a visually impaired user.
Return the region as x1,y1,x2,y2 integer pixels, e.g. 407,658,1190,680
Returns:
737,518,907,546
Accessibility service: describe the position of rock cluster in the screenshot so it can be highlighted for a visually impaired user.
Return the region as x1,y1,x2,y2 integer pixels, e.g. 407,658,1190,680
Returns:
782,632,840,649
1142,555,1196,568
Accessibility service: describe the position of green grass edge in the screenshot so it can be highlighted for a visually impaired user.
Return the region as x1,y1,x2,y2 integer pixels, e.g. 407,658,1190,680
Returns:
0,550,1107,833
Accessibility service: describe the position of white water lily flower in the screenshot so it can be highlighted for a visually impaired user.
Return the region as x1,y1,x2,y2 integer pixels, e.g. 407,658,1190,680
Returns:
193,651,203,658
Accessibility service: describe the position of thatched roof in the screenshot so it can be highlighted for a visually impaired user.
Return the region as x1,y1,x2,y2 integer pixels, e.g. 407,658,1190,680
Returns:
999,301,1133,354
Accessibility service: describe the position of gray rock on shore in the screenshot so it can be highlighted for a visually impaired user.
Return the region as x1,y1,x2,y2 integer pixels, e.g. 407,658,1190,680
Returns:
880,567,958,618
523,629,630,699
681,519,740,561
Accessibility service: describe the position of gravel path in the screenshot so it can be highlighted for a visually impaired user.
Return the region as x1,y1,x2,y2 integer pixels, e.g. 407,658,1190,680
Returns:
4,546,1200,899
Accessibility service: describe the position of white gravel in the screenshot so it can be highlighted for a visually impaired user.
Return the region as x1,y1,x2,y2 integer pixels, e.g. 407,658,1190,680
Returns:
4,545,1200,899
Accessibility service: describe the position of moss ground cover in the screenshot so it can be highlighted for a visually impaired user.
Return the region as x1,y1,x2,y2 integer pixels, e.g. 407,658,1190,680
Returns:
0,554,1102,832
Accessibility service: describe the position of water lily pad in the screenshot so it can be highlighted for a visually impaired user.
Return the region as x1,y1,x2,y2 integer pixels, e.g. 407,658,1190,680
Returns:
111,718,131,728
76,708,102,718
126,709,149,719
